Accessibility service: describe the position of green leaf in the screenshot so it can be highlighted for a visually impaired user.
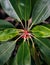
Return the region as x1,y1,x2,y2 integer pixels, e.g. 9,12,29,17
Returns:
0,0,21,22
9,0,31,21
0,41,16,65
0,28,20,41
1,0,31,21
31,0,37,10
32,0,50,25
17,41,31,65
8,41,31,65
34,38,50,65
0,20,14,30
31,25,50,38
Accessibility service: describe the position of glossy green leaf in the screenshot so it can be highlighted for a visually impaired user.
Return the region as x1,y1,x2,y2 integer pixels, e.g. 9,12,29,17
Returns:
34,38,50,65
0,41,16,65
1,0,21,22
31,25,50,38
32,0,50,25
9,0,31,21
0,28,20,41
8,41,31,65
0,20,14,30
1,0,31,21
17,41,31,65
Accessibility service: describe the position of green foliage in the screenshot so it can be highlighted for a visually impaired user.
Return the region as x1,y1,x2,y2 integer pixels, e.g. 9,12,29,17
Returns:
0,0,50,65
31,25,50,37
9,41,31,65
32,0,50,25
0,41,16,65
34,38,50,65
0,28,20,41
0,20,14,30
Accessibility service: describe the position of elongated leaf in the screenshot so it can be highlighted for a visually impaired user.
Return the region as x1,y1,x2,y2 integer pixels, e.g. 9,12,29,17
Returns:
1,0,21,22
1,0,31,21
17,41,31,65
31,0,38,10
31,25,50,38
32,0,50,25
9,0,31,21
0,41,16,65
34,38,50,65
0,28,20,41
8,41,31,65
0,20,14,30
